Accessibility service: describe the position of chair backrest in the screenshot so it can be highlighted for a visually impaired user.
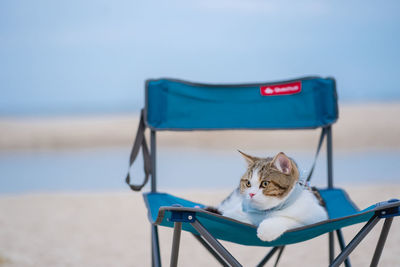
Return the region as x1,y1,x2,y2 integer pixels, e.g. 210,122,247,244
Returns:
145,76,338,131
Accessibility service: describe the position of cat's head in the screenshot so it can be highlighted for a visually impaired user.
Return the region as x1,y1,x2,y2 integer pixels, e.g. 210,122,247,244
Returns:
238,151,299,210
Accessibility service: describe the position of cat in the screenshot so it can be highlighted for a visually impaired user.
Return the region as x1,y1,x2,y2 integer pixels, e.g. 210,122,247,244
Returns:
216,151,328,242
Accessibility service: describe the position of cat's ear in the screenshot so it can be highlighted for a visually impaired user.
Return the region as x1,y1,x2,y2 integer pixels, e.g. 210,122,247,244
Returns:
272,152,292,175
238,150,257,165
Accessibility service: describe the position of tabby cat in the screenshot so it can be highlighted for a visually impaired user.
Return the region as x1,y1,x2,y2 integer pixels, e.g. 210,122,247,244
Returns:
217,151,328,242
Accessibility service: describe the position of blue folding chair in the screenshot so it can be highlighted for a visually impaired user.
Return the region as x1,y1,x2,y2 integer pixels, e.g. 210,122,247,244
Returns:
126,77,400,267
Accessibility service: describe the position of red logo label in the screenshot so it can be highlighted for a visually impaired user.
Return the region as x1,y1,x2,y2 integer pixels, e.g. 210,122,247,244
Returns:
260,81,301,96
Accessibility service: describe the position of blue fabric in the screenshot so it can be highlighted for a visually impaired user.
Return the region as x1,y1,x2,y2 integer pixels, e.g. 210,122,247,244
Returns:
319,188,359,219
143,188,376,247
145,77,338,130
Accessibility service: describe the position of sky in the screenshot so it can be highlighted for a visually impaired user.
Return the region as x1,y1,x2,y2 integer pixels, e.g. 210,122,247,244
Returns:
1,0,400,116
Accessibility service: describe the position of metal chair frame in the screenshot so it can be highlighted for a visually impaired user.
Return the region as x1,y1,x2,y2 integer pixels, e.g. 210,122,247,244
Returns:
148,126,399,267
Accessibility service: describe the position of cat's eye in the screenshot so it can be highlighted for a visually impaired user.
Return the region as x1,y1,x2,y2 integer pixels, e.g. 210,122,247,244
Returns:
260,181,269,188
246,180,251,187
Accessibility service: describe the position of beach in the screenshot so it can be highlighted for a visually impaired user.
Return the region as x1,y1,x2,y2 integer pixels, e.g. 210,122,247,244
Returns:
0,102,400,266
0,185,399,267
2,0,400,265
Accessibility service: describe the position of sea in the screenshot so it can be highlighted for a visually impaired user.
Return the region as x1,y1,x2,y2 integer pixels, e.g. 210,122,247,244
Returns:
1,147,399,194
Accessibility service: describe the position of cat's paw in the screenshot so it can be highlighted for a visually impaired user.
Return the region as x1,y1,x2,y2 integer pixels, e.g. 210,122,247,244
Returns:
257,220,286,242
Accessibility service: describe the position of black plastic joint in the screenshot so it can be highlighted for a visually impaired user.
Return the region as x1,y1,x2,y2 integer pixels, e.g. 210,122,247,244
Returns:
169,210,196,223
376,199,400,218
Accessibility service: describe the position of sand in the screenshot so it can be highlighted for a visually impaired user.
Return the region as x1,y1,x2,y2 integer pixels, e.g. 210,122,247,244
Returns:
0,185,399,267
1,102,400,151
1,103,399,266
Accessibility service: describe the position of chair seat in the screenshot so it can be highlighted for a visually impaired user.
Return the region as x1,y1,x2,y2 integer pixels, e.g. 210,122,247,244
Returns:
143,188,398,247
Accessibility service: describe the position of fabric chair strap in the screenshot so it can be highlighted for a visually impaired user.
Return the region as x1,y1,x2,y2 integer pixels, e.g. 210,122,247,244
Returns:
306,127,327,183
125,109,152,191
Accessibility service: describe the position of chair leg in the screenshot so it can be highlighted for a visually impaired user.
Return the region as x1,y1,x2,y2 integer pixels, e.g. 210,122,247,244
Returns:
152,225,162,267
329,232,335,264
370,217,393,267
170,222,182,267
256,247,281,267
191,219,242,267
330,215,380,267
192,234,229,267
336,230,351,267
273,246,285,267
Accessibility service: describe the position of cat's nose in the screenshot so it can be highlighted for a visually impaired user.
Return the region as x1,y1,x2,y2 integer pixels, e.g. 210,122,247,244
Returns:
249,193,255,198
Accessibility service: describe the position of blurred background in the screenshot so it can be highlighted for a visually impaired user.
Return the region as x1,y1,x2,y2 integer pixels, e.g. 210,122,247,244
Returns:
1,0,400,192
1,0,400,266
